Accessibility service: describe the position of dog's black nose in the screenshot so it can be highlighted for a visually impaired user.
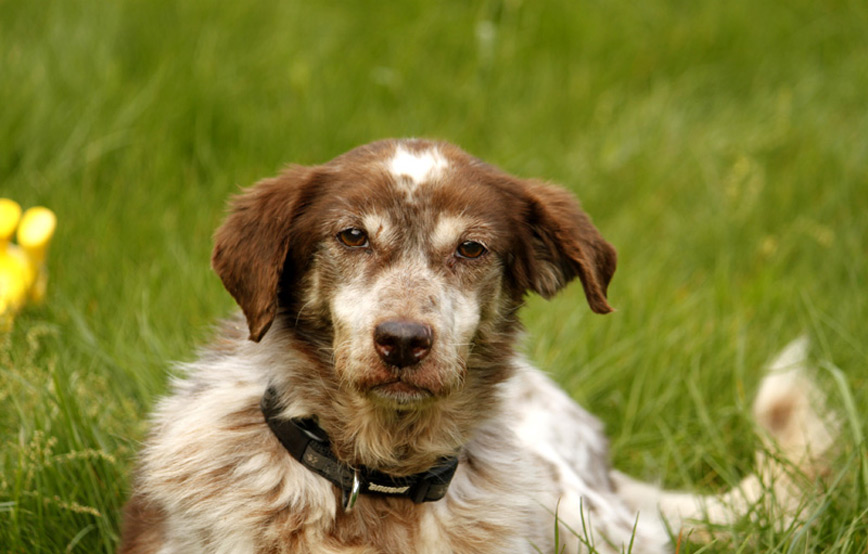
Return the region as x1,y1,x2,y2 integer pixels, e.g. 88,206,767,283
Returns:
374,320,433,368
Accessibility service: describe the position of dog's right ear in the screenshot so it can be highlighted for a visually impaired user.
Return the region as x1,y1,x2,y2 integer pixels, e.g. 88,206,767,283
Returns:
211,166,321,342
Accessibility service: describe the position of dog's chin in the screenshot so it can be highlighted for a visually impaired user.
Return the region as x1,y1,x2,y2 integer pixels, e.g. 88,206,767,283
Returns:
367,380,435,410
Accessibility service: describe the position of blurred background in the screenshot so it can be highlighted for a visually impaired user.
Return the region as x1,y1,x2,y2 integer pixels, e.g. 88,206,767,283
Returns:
2,0,866,551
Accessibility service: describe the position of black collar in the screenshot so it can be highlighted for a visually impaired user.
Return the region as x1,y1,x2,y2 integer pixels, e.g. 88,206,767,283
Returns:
260,387,459,511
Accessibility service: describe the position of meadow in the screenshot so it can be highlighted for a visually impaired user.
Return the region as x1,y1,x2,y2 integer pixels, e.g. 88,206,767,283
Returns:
1,0,866,551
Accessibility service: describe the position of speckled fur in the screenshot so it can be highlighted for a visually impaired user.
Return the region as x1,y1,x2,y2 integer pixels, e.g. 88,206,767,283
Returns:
120,140,833,554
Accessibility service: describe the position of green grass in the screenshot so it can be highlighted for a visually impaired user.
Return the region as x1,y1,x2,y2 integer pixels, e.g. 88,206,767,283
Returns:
2,0,866,551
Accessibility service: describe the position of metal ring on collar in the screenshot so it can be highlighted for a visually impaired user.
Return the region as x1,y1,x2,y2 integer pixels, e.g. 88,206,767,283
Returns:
343,469,361,512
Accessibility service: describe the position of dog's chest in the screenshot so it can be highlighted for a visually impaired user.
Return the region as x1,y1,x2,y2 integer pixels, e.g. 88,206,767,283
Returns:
274,435,547,553
145,386,547,553
310,499,529,554
265,472,545,554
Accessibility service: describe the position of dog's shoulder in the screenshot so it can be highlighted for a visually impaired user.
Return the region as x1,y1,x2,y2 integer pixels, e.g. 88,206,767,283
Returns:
131,324,339,551
504,361,616,501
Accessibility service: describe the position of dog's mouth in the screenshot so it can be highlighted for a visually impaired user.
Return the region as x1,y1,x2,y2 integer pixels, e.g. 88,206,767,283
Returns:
369,379,434,405
338,345,464,407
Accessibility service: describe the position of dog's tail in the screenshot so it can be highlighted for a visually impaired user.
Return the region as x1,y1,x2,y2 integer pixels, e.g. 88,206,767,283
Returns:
612,337,836,540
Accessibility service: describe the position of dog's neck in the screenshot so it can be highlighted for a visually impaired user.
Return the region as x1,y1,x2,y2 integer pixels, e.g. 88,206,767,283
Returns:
268,369,508,476
312,389,495,475
261,386,460,510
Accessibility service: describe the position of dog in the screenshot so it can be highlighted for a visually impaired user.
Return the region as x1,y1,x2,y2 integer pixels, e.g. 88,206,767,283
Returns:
120,139,833,553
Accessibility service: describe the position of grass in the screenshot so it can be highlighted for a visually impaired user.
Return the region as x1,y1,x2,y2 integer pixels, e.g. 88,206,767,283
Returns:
1,0,866,551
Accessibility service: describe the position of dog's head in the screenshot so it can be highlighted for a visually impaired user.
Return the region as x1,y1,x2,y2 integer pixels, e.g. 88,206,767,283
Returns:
212,139,615,410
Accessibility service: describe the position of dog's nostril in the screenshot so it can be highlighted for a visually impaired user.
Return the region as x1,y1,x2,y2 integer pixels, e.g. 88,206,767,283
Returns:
374,320,433,368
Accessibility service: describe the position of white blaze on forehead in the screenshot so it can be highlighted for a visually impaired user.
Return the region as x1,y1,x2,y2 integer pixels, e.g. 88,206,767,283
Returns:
387,146,449,189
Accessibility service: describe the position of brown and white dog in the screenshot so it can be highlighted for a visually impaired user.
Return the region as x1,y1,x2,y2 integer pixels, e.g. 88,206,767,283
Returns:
120,139,833,553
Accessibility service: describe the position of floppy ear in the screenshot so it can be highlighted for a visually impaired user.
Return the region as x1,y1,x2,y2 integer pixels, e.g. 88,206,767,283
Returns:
211,166,321,342
520,180,617,313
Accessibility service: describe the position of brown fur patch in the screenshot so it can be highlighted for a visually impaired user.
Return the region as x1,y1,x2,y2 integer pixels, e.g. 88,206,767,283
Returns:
118,491,167,554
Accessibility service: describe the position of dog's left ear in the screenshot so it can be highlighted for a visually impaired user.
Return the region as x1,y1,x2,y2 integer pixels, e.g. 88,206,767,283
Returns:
211,166,322,342
516,180,617,313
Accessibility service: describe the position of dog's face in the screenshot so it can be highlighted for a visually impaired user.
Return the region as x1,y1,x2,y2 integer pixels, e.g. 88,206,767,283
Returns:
212,140,616,411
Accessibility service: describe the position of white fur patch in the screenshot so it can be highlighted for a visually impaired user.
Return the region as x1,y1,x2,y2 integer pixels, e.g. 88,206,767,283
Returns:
387,146,449,190
330,279,380,337
362,212,393,243
441,287,480,347
431,215,472,252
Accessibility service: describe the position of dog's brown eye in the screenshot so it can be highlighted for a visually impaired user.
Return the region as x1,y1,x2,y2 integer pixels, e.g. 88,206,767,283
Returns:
337,228,369,248
456,241,486,259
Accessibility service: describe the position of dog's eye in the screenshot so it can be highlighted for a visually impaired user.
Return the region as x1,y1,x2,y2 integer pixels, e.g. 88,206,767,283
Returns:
456,241,487,259
337,228,369,248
